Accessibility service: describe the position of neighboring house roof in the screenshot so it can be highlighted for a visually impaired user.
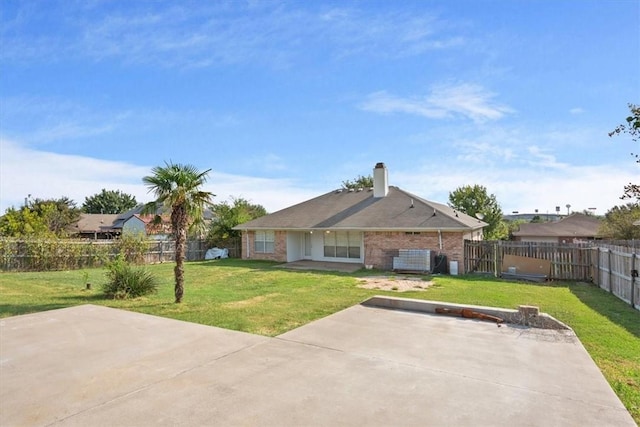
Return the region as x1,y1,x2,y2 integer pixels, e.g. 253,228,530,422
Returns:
512,213,603,238
69,205,212,238
235,186,486,232
131,213,163,225
112,204,214,230
70,214,119,234
111,205,153,230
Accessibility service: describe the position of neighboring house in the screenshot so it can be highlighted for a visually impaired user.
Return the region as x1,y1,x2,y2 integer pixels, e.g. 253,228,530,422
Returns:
111,206,173,240
511,213,604,243
111,204,214,240
111,205,148,234
69,214,119,239
69,205,213,240
117,213,146,235
234,163,486,272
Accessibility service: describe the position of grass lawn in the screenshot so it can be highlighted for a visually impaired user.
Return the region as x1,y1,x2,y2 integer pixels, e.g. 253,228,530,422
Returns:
1,258,638,422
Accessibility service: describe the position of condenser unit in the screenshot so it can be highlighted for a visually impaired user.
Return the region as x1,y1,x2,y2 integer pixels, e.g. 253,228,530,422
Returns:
392,249,433,273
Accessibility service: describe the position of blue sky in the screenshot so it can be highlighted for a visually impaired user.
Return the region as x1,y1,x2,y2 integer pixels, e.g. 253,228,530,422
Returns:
1,0,638,216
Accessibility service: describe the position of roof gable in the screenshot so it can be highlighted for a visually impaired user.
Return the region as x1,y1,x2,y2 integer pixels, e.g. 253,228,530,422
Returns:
236,186,485,231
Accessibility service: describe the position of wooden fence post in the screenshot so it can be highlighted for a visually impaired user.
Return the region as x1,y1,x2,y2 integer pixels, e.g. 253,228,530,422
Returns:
596,247,600,286
632,252,638,309
493,241,499,277
607,249,613,293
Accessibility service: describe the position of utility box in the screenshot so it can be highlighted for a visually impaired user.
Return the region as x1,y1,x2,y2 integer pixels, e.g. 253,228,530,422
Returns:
449,260,459,275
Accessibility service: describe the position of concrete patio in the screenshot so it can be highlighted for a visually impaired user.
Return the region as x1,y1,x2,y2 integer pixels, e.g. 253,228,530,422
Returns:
0,302,634,426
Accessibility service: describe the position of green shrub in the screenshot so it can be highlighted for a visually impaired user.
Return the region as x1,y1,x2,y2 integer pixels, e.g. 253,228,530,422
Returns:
102,256,159,299
114,233,148,264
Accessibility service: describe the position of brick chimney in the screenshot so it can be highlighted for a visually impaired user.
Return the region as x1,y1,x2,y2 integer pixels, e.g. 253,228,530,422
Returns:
373,162,389,198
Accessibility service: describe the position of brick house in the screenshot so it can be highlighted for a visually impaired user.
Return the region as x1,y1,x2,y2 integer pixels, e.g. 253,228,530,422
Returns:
235,163,486,273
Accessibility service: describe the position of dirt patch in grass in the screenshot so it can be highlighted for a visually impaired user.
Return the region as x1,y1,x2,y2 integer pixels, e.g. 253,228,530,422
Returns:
357,276,433,292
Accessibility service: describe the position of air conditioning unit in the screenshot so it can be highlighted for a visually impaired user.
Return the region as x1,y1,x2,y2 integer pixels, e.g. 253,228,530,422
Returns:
392,249,433,273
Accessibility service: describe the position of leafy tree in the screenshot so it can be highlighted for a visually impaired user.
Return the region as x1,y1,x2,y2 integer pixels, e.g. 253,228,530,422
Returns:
0,197,81,237
207,197,267,245
448,184,506,240
530,215,544,223
609,103,639,201
30,197,81,236
342,174,374,189
599,203,640,240
0,206,52,237
143,162,214,303
82,189,138,214
505,219,527,238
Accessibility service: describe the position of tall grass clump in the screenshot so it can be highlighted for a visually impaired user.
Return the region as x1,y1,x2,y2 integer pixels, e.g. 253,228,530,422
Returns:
102,256,159,299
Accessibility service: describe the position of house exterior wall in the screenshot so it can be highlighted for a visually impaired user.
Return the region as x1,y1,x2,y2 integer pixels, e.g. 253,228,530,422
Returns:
241,230,287,262
122,217,146,235
464,229,484,241
242,229,468,272
363,231,466,272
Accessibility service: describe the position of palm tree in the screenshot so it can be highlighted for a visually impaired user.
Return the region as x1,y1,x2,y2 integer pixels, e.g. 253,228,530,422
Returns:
143,162,214,303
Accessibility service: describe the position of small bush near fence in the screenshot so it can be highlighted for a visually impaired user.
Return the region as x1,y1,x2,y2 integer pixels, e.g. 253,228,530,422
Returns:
102,255,159,299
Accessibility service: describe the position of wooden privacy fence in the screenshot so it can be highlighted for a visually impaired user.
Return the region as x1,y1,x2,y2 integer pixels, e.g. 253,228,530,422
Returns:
464,240,593,280
140,238,241,263
0,238,212,272
592,245,639,310
143,240,209,264
464,240,639,310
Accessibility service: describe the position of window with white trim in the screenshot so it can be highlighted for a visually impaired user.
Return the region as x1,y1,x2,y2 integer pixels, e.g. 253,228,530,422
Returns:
323,231,361,259
254,230,275,253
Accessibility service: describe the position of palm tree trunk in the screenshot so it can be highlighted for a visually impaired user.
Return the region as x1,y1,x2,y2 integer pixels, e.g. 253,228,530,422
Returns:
174,262,184,303
173,205,188,303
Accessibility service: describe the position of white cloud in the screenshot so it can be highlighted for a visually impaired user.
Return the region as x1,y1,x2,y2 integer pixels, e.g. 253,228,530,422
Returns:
1,95,132,143
525,146,569,169
453,140,516,164
1,95,240,146
2,136,634,220
428,83,513,122
1,3,464,69
387,120,637,215
0,138,317,214
0,138,151,211
360,83,513,123
392,158,634,216
205,173,318,213
360,90,447,118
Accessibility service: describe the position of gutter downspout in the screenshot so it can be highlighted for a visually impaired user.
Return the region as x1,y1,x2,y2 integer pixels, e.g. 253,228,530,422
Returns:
246,232,250,259
438,229,443,250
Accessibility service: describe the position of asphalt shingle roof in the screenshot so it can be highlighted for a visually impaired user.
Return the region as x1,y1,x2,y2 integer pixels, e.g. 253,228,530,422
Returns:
72,214,119,233
236,186,486,231
512,213,603,238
